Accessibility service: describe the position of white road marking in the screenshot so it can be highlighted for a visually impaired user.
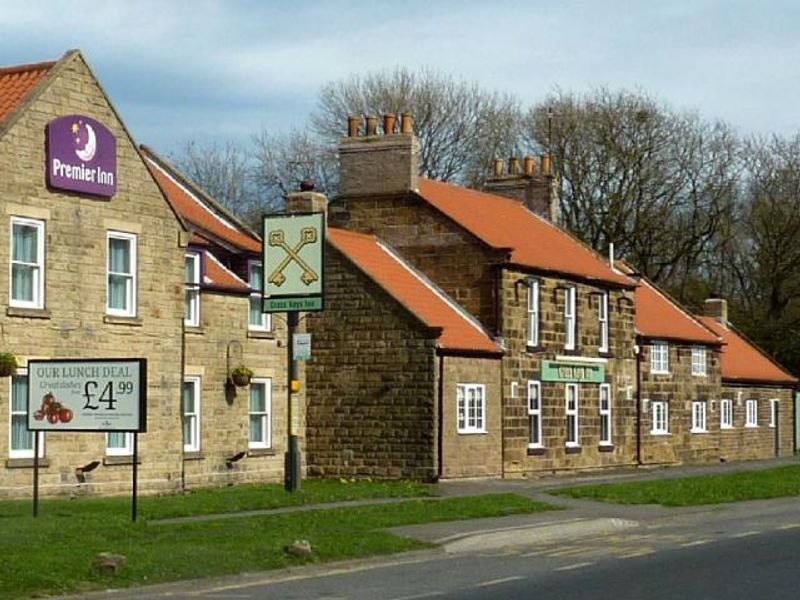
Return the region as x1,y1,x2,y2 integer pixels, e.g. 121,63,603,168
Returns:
731,531,761,538
388,592,445,600
778,523,800,530
473,576,524,588
553,561,594,572
681,539,712,547
619,549,656,558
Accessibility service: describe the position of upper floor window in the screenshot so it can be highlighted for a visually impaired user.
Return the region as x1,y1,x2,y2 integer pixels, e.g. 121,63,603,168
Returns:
10,217,44,309
9,369,44,459
650,341,669,374
564,287,576,350
528,380,542,448
598,291,609,353
599,383,612,445
691,346,706,376
457,383,486,434
184,252,200,327
107,231,137,317
527,279,539,346
248,261,271,331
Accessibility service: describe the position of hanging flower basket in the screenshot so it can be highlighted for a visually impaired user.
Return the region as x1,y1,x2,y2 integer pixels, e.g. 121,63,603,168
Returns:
230,365,253,388
0,353,18,378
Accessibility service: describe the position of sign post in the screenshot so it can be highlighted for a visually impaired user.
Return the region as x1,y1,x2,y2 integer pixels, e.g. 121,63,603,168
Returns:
263,212,325,492
27,358,146,520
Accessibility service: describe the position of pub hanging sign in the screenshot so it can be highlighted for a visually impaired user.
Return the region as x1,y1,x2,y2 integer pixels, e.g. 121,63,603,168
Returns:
541,360,605,383
46,115,117,198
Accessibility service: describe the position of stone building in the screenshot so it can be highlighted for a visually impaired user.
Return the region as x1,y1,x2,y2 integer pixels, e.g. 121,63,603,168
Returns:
0,51,295,498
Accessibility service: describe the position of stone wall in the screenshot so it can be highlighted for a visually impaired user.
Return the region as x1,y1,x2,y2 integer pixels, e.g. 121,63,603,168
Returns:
0,53,185,497
440,355,503,478
305,246,439,480
718,384,794,461
499,268,639,475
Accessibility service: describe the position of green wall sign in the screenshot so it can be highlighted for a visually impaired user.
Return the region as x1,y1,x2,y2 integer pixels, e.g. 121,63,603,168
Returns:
541,360,605,383
262,212,325,313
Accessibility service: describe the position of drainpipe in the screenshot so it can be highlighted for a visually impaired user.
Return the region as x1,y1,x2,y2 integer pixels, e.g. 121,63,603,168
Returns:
437,354,444,480
635,338,642,466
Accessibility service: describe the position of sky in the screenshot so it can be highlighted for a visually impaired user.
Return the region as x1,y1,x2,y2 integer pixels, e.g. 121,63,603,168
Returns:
2,1,798,156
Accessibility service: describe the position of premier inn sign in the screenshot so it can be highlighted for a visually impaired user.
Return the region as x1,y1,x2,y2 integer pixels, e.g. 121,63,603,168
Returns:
541,360,606,383
46,115,117,197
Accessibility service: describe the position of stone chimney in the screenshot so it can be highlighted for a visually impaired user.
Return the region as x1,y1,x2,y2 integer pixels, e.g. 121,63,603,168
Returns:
484,154,559,222
286,180,328,215
704,298,728,326
338,112,420,198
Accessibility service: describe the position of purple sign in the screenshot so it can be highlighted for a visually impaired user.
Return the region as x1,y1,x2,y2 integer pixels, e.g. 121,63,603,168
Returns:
46,115,117,198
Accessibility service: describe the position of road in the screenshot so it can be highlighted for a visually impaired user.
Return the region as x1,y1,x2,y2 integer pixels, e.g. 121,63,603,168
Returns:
97,495,800,600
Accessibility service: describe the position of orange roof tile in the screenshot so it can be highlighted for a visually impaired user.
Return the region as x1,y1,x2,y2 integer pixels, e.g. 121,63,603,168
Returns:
0,60,54,124
698,317,797,384
203,251,250,293
142,151,260,254
329,228,501,355
632,277,720,344
416,178,634,287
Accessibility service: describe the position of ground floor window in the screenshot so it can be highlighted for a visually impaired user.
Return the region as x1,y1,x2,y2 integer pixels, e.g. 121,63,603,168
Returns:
720,399,733,429
565,383,579,446
183,376,201,452
528,380,542,448
691,401,707,433
599,383,612,445
745,399,758,427
9,369,43,458
769,399,778,428
106,432,133,456
457,383,486,434
651,401,668,434
249,378,272,449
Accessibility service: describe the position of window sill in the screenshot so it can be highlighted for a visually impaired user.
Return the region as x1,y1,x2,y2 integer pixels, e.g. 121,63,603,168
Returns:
247,330,275,340
7,307,50,319
565,445,582,454
650,431,671,436
6,457,49,468
650,371,670,376
184,326,205,335
745,424,758,429
691,373,707,378
690,429,708,434
598,444,614,452
457,430,488,436
247,448,276,457
525,343,543,353
104,315,142,327
527,446,546,456
183,451,204,461
103,455,139,466
720,425,734,430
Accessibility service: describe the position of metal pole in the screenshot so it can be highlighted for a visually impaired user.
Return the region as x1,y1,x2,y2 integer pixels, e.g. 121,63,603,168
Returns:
33,432,39,518
285,311,301,492
132,432,138,522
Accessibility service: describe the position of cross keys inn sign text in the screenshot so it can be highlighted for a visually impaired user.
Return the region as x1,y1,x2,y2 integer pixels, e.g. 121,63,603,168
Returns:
262,212,325,312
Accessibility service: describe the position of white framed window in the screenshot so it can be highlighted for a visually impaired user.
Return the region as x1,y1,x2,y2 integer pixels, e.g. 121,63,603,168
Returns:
651,401,669,434
527,279,539,346
691,401,707,433
598,291,609,353
565,383,579,446
599,383,612,445
650,341,669,374
691,346,707,376
9,369,44,459
183,376,201,452
107,231,137,317
745,399,758,428
528,380,542,448
248,261,271,331
564,287,576,350
249,378,272,449
769,399,778,428
10,217,45,309
510,381,519,399
106,432,133,456
184,252,200,327
457,383,486,434
720,399,733,429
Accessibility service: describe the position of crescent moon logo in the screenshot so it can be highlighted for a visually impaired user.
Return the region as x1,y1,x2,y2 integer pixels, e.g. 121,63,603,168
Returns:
75,123,97,162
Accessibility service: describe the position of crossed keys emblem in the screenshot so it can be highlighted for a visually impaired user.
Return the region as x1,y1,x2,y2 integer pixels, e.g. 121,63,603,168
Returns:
268,227,319,287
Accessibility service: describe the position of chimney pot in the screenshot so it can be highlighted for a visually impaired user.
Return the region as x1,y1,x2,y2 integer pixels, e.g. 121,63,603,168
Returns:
523,155,535,177
347,115,360,137
383,113,396,135
492,158,504,177
299,179,315,192
400,111,413,134
540,153,552,177
366,114,378,136
508,157,520,176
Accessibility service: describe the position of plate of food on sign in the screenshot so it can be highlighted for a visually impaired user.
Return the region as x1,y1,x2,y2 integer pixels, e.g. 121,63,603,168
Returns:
33,392,73,425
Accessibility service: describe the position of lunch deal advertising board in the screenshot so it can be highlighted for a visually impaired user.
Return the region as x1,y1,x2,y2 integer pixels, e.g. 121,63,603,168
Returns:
27,359,146,432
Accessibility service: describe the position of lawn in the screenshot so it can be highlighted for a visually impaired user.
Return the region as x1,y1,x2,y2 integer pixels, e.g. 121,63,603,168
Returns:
0,481,556,599
550,465,800,507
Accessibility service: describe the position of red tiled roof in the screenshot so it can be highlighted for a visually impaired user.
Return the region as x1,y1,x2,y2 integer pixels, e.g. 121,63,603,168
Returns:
698,317,797,384
203,251,250,293
416,178,634,287
0,60,55,124
632,277,720,344
142,152,260,254
329,228,502,354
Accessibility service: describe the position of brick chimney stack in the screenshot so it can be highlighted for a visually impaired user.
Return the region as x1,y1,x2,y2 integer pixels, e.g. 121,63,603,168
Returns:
704,298,728,326
338,112,419,198
484,154,559,223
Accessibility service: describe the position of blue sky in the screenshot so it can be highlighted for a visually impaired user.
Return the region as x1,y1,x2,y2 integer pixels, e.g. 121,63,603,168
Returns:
3,1,798,155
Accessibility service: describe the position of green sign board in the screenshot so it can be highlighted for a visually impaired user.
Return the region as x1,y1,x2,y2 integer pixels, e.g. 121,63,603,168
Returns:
541,360,605,383
262,212,325,313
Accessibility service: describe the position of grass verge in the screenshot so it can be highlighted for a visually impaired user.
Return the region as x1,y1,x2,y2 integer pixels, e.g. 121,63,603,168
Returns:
0,488,555,598
550,465,800,506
